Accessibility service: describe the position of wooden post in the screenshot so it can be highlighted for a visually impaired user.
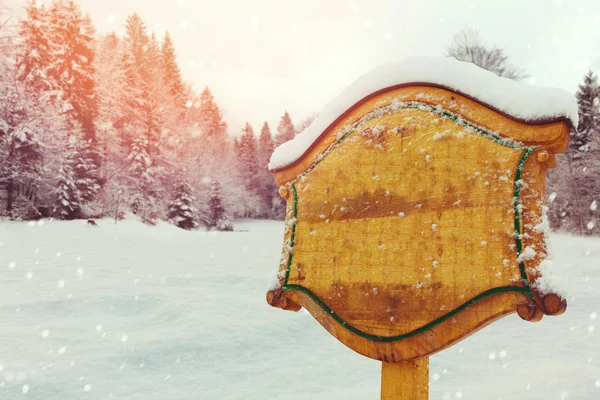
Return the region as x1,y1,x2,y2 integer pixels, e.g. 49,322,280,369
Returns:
381,358,429,400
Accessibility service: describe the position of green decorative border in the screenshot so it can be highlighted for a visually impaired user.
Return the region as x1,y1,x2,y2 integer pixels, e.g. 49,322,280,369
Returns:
281,101,536,342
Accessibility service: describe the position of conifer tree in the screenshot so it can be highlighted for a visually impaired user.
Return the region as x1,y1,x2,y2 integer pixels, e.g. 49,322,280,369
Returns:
118,13,149,142
573,71,600,155
208,178,233,231
258,121,274,169
274,111,295,146
237,122,259,190
547,70,600,235
127,135,158,222
161,31,185,103
72,138,101,202
17,0,53,92
167,181,199,230
2,35,69,218
256,121,278,217
53,161,81,219
47,0,99,143
196,87,228,140
142,32,165,153
1,60,47,215
52,140,82,220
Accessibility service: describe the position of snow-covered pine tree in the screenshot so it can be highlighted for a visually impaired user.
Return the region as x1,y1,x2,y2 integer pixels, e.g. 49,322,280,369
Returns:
257,122,274,169
257,121,280,217
1,29,70,218
160,31,185,106
118,13,149,146
167,181,199,230
208,178,233,231
0,123,44,216
274,111,296,146
195,87,228,141
52,136,87,220
17,0,54,92
42,0,102,214
127,135,159,223
237,122,259,190
0,58,47,217
141,32,165,154
572,70,600,156
235,122,261,217
547,70,600,235
53,157,81,220
93,33,133,217
182,87,251,219
72,137,101,203
47,0,99,143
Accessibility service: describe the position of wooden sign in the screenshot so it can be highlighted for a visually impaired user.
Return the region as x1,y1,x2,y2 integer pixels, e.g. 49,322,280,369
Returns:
266,78,572,398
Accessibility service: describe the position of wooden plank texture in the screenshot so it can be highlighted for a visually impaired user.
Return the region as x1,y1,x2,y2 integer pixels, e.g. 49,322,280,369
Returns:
381,359,429,400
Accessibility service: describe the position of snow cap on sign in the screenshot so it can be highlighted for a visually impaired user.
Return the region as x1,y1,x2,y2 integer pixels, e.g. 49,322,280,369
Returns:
269,55,578,171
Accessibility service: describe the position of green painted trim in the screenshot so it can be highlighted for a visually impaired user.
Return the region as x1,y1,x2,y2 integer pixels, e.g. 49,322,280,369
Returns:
283,184,298,286
283,284,531,342
281,101,537,341
514,148,536,289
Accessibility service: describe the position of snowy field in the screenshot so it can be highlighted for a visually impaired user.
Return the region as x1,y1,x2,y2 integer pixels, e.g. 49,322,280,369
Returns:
0,218,598,400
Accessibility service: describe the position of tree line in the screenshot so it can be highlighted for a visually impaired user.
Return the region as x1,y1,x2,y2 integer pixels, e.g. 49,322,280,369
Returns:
1,5,598,236
0,0,306,229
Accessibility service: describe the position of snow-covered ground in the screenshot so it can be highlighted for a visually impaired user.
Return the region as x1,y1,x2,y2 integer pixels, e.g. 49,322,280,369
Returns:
0,218,598,399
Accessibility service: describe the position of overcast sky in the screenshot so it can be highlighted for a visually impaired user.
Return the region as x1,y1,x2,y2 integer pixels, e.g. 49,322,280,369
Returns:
4,0,600,133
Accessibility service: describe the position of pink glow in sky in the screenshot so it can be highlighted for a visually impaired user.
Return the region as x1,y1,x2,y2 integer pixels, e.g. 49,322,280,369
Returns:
4,0,600,133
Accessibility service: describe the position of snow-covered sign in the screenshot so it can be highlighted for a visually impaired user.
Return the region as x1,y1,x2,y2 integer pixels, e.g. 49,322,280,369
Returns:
266,57,574,399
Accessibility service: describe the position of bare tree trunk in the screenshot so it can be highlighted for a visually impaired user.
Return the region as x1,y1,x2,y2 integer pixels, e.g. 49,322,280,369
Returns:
6,180,13,212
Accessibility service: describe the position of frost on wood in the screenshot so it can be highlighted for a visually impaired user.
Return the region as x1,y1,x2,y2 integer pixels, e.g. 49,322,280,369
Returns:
269,55,577,170
531,205,568,297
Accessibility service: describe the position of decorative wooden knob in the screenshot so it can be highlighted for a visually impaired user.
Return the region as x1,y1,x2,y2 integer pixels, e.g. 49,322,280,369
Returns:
541,293,567,316
279,186,290,199
266,290,301,312
516,300,543,322
537,150,550,163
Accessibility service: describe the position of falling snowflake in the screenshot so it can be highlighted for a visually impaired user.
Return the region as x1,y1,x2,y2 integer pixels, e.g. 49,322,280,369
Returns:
588,221,596,230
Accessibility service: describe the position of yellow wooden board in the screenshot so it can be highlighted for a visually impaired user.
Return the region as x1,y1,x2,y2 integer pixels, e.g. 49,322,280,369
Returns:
267,86,568,362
